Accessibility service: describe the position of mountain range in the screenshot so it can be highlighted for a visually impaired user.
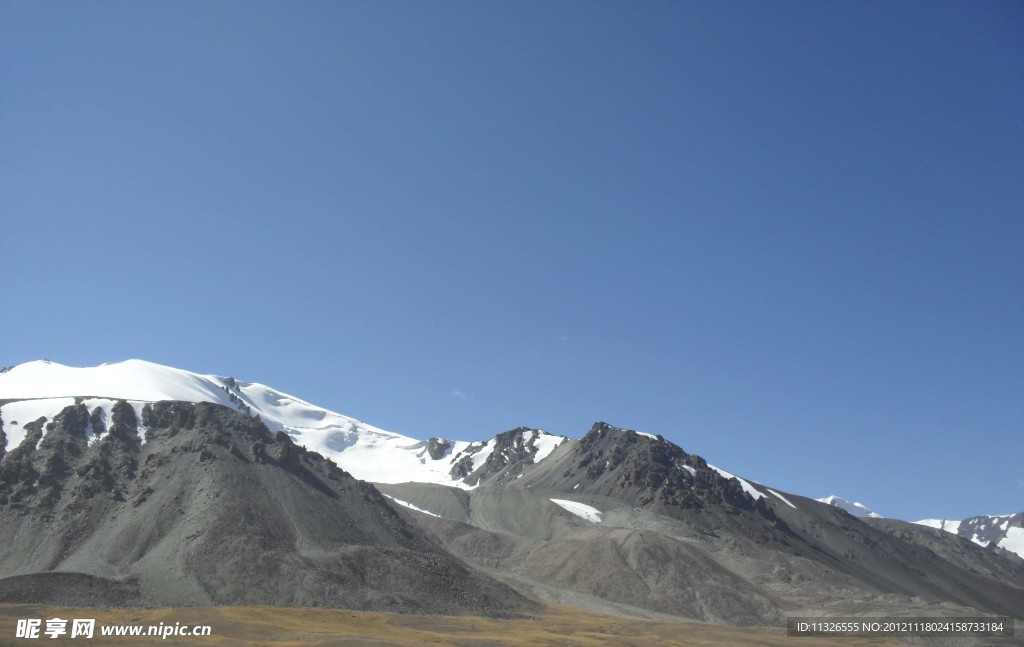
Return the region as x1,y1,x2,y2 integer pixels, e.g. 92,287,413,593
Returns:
1,360,1021,631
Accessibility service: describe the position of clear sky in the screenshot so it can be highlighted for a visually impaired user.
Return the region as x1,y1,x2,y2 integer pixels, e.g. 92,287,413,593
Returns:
2,1,1021,522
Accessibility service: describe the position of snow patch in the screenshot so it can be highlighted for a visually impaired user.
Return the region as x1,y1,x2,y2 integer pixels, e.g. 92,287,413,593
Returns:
89,407,111,445
550,498,602,523
382,495,441,518
531,430,563,463
0,397,75,452
767,488,797,509
999,527,1024,559
469,442,495,472
131,401,151,444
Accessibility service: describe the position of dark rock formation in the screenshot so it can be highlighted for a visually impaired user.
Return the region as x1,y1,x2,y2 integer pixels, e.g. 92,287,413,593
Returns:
527,422,777,521
426,437,451,460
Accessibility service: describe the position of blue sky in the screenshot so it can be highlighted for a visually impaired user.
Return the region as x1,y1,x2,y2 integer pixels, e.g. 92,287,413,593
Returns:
2,1,1021,521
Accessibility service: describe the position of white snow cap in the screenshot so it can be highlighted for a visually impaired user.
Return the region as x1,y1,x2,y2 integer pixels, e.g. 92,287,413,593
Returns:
1,359,232,403
0,359,568,489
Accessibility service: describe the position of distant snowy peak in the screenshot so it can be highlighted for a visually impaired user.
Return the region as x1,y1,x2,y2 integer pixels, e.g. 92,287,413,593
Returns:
915,512,1024,559
0,360,567,489
817,495,883,518
915,518,962,533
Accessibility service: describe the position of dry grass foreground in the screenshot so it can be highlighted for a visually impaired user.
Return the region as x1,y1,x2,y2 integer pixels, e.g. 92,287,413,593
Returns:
0,604,903,647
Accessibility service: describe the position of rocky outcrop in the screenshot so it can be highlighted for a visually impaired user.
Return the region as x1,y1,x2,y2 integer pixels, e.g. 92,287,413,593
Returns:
426,437,451,460
0,417,46,507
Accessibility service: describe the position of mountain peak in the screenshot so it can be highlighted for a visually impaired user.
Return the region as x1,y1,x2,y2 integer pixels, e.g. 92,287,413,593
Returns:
583,421,662,444
817,495,882,518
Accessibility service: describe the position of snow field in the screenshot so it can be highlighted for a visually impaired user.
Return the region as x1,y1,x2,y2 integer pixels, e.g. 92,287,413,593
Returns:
550,498,602,523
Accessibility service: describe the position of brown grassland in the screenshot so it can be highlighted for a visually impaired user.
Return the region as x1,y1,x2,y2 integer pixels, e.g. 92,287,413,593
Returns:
0,604,905,646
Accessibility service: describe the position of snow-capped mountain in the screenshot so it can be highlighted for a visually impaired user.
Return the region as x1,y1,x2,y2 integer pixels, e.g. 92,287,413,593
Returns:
3,359,1023,622
0,359,566,487
916,513,1024,559
816,495,882,518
